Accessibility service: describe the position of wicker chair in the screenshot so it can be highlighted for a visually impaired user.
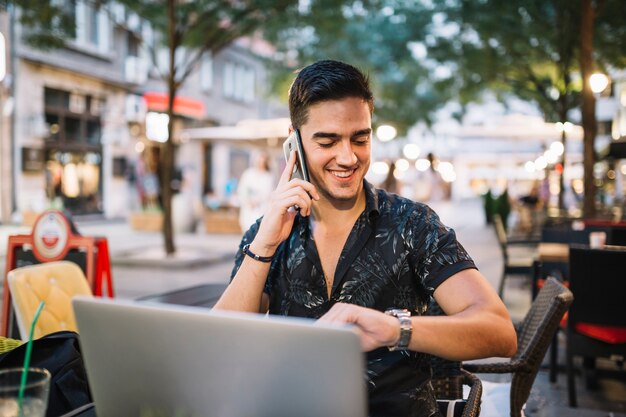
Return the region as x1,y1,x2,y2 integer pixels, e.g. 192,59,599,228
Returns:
428,302,482,417
431,358,482,417
463,277,573,417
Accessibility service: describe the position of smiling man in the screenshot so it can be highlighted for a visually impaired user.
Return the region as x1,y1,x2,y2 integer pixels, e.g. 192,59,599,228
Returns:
215,60,517,417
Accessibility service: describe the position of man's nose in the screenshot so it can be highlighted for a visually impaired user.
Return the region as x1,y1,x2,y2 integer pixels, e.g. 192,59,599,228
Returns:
335,140,358,166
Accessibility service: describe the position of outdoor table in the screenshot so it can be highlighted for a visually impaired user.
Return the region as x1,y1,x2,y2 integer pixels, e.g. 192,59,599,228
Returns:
537,242,570,263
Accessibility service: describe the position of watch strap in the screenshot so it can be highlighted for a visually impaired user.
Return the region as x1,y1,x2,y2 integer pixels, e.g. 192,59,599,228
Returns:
385,309,412,351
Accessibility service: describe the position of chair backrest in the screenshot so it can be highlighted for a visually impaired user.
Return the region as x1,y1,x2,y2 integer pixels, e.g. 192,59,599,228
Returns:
8,261,93,339
428,301,482,417
516,277,573,363
509,277,572,414
568,246,626,328
493,214,509,259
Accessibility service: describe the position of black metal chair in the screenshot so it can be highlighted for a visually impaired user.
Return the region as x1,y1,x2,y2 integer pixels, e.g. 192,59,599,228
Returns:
566,246,626,407
463,277,573,417
493,214,538,299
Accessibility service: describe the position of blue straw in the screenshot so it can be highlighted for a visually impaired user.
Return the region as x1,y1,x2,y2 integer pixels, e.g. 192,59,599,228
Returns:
17,301,45,411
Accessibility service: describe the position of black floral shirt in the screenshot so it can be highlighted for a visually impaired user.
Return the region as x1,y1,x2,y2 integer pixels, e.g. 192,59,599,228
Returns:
231,180,476,417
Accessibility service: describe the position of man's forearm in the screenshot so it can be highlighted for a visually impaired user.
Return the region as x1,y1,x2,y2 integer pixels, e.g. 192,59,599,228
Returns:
406,308,517,360
213,256,271,313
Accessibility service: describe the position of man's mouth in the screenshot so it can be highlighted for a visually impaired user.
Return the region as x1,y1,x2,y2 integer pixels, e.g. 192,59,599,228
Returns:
329,169,356,178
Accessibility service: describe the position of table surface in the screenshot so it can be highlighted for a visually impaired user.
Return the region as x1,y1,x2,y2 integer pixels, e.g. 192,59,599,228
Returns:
537,242,570,263
137,283,228,308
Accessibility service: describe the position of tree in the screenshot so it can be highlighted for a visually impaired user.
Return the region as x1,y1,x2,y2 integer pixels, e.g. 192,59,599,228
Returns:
115,0,295,254
427,0,626,216
263,1,442,135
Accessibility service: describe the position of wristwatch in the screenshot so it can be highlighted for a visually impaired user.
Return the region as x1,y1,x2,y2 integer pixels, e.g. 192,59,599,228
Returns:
385,308,412,351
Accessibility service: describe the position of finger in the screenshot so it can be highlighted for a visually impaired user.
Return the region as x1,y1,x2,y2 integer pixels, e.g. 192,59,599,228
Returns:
289,178,320,201
276,186,314,213
278,150,297,186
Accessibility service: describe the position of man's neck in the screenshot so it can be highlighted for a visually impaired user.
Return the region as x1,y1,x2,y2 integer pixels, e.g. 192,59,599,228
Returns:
311,189,367,230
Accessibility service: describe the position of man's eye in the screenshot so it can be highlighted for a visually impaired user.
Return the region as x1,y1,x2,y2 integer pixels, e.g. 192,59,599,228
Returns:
318,142,334,148
353,137,370,145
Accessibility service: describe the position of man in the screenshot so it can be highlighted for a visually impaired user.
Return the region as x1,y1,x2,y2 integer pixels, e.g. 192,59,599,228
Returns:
215,60,517,417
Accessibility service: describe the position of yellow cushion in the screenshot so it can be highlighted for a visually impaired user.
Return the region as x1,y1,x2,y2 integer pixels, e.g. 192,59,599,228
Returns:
8,261,93,339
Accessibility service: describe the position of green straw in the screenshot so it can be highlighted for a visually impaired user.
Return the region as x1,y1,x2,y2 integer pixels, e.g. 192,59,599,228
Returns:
17,300,45,411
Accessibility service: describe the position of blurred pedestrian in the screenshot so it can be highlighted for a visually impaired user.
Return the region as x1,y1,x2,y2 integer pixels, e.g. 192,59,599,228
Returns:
423,152,447,202
237,152,275,231
381,160,400,194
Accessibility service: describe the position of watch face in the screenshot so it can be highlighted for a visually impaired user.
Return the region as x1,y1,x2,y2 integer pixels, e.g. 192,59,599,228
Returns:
385,309,412,351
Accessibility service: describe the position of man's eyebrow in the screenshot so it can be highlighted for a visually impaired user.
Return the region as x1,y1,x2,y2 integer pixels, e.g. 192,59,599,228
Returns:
311,128,372,139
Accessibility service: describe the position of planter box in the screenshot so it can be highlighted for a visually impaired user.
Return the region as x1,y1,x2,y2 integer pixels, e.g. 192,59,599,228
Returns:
129,211,163,232
204,208,241,234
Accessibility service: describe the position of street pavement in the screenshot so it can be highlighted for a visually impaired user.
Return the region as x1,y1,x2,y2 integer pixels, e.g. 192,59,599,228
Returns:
0,198,624,416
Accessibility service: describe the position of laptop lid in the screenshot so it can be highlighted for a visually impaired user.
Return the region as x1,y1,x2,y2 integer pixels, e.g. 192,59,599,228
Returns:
73,296,367,417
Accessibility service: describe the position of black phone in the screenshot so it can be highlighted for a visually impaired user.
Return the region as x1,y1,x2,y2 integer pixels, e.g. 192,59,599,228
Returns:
282,129,310,182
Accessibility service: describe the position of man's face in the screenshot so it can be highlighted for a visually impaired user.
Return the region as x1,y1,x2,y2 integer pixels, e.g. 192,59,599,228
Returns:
298,97,372,204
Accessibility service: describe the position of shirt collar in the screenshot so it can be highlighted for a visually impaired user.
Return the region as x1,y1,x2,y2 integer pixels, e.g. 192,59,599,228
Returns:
363,179,380,220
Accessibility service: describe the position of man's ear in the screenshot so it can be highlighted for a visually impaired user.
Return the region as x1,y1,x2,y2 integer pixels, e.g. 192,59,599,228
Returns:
288,125,294,135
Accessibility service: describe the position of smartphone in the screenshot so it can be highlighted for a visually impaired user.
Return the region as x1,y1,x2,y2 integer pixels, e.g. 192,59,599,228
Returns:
282,129,310,182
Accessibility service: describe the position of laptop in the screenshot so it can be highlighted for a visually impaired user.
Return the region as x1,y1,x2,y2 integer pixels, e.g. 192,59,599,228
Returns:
72,296,367,417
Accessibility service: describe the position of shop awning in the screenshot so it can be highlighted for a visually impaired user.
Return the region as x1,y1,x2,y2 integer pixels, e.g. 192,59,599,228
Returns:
143,92,205,119
181,118,290,144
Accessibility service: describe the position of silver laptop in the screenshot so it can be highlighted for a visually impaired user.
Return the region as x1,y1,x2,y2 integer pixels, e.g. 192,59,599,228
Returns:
73,296,367,417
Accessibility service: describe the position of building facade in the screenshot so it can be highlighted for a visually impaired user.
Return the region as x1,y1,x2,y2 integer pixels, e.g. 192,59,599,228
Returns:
8,1,286,224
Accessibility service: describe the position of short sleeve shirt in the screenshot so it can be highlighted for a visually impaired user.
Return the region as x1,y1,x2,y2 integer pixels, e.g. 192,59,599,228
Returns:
231,180,476,417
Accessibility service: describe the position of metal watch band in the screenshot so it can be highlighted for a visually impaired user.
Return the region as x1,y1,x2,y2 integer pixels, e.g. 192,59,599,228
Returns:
242,244,274,263
385,308,412,351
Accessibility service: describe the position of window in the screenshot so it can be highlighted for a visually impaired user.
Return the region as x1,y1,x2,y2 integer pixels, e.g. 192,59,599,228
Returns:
127,33,140,58
73,0,111,54
44,87,104,146
43,86,104,215
223,61,256,103
223,62,235,98
201,53,213,92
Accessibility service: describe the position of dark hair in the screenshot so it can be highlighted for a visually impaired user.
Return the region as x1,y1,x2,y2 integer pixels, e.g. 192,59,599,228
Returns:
288,60,374,129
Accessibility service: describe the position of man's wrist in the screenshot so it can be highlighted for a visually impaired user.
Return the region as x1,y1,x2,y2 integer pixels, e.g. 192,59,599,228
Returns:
384,309,412,351
248,241,277,259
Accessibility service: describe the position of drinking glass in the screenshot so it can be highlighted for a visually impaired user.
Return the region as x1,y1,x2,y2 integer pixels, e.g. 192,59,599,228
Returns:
0,368,50,417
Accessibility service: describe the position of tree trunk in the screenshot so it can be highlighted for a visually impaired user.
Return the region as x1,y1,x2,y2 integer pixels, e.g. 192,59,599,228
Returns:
558,128,566,211
580,0,596,218
162,0,177,255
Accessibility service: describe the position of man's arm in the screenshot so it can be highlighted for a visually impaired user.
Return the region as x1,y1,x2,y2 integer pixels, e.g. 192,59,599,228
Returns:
319,269,517,360
214,151,319,313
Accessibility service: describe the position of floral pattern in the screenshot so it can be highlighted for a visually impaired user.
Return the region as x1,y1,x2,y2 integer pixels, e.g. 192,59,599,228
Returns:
232,181,476,417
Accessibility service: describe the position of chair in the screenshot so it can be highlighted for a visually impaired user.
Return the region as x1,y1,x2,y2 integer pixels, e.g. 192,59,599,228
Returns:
493,214,538,299
7,261,93,339
463,277,573,417
431,358,482,417
427,300,482,417
566,246,626,407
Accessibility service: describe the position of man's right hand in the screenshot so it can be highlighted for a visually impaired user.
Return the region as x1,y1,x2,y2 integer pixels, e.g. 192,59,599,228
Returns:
251,151,319,256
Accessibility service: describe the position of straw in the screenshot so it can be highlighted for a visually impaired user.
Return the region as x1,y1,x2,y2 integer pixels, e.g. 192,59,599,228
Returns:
17,300,45,410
